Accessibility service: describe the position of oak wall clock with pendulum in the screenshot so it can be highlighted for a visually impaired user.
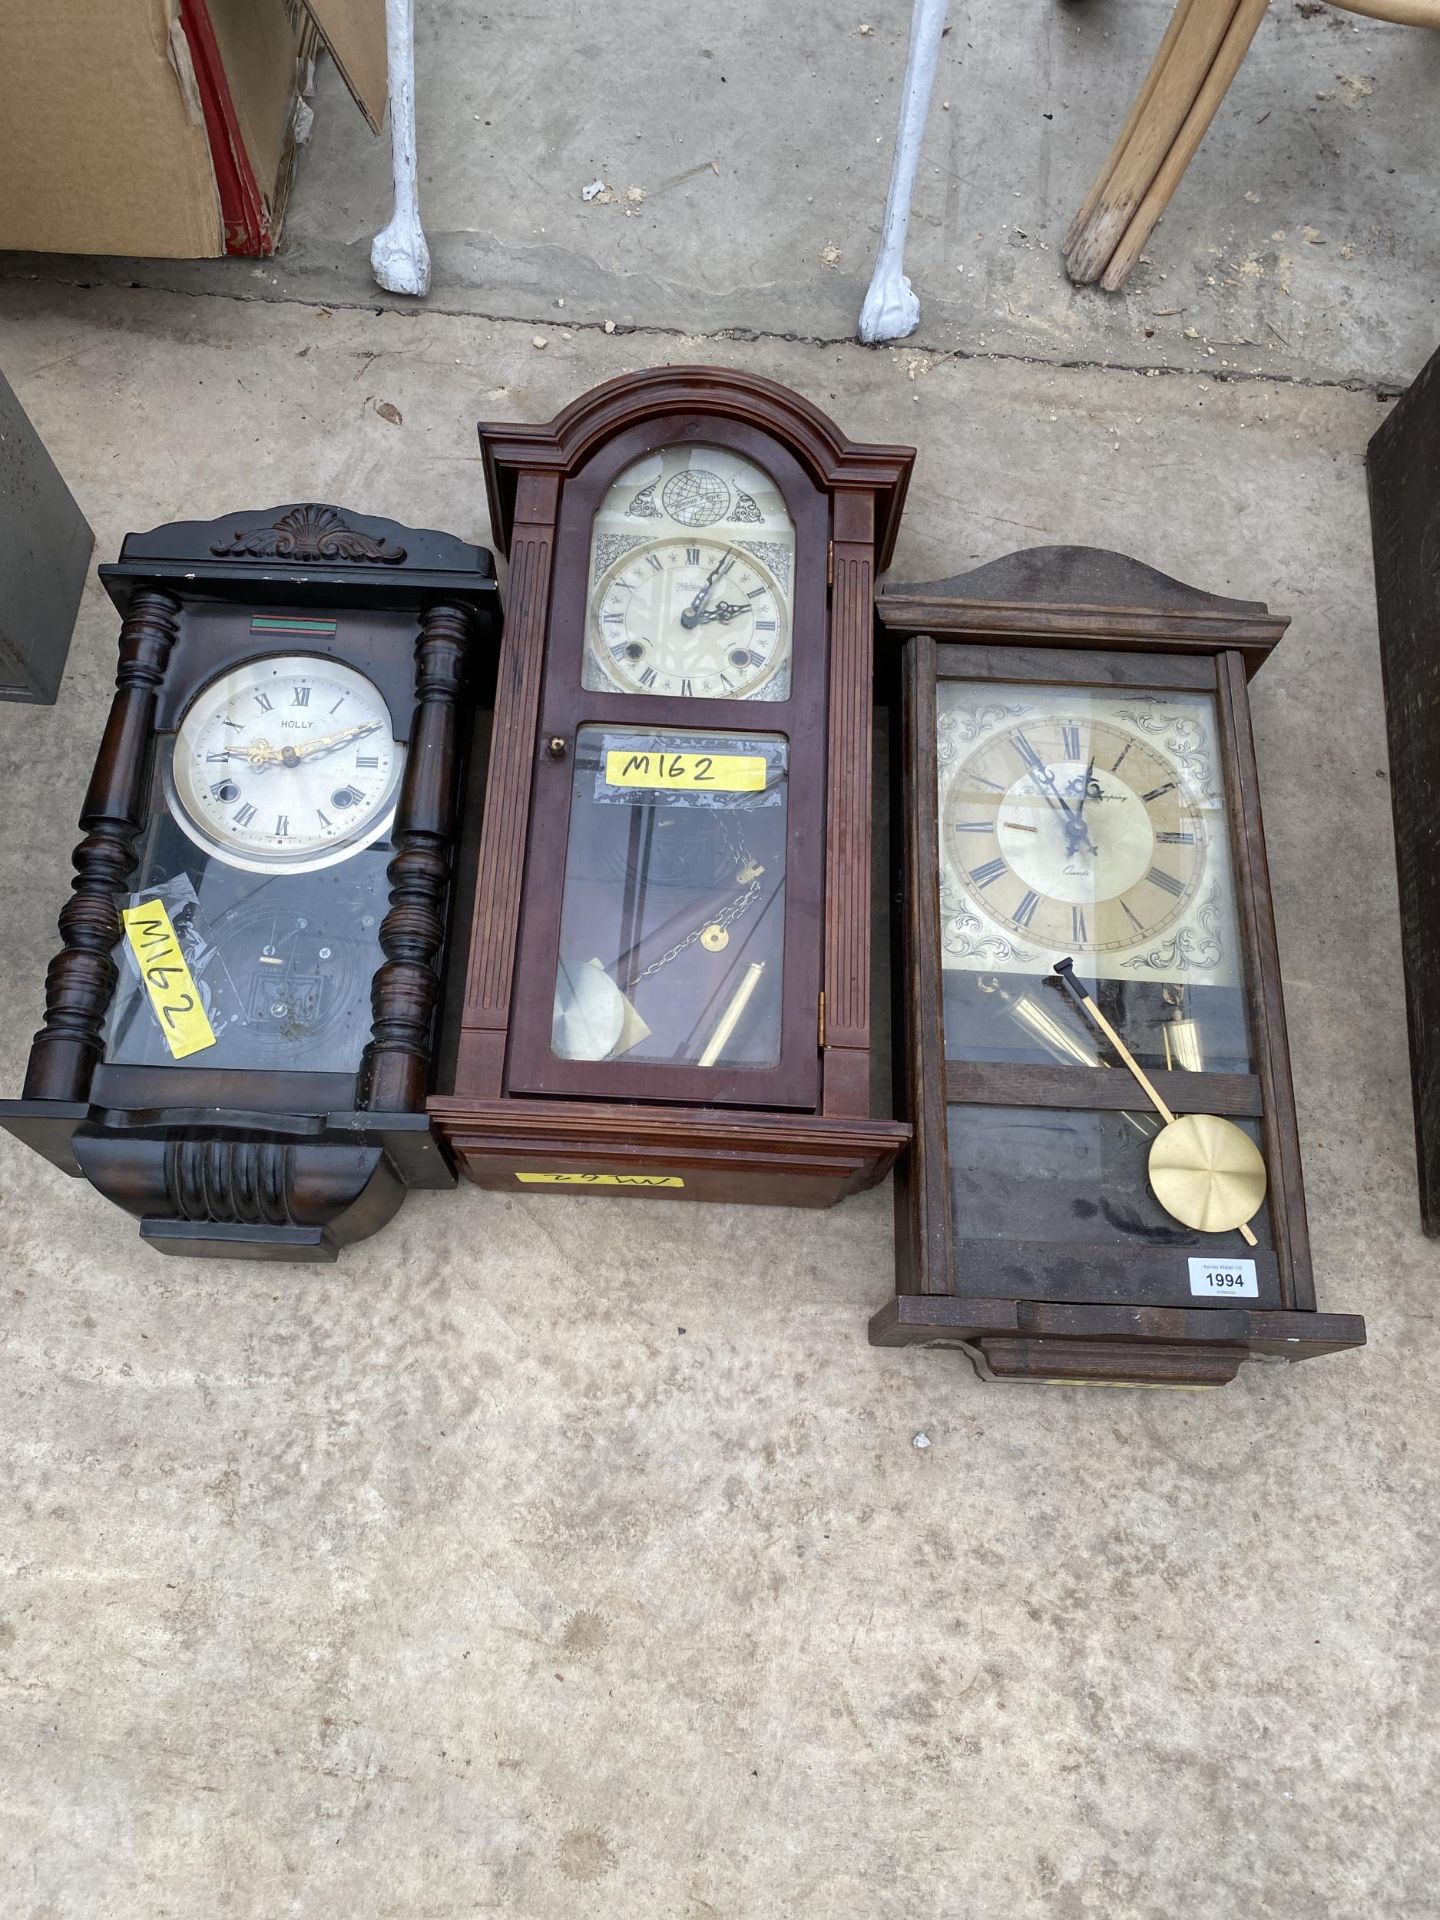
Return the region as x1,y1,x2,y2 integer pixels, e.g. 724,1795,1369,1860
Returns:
0,504,498,1260
428,368,916,1203
870,544,1366,1385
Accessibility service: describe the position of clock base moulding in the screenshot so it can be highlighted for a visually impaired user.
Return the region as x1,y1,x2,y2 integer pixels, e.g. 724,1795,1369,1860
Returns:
869,1299,1369,1389
426,1097,912,1208
872,544,1366,1386
0,503,499,1262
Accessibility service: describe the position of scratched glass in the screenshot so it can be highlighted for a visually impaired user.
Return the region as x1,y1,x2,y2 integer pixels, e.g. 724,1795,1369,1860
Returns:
946,1104,1274,1256
102,826,389,1074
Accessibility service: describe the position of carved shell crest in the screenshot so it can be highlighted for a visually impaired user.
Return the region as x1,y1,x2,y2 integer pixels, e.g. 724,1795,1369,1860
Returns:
210,504,407,564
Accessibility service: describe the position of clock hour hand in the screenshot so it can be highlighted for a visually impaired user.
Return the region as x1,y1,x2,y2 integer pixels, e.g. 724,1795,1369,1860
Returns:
680,549,736,629
686,598,748,626
213,735,329,772
218,738,284,770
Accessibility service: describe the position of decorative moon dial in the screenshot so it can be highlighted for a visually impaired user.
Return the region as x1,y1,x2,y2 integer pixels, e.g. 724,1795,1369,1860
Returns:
589,537,790,699
944,715,1207,953
167,657,403,875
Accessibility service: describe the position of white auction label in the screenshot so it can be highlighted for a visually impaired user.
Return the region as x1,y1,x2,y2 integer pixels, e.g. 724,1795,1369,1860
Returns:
1188,1257,1259,1298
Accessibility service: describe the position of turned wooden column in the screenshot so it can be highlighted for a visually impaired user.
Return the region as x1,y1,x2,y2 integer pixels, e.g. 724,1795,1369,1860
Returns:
357,599,472,1112
23,588,181,1101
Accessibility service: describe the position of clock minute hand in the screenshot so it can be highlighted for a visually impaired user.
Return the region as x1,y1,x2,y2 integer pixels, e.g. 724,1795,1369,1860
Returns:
291,721,380,762
1025,760,1097,855
1029,757,1098,857
680,549,736,630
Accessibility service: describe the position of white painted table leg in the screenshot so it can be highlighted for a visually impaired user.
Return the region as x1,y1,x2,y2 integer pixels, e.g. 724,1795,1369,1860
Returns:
370,0,431,298
858,0,950,345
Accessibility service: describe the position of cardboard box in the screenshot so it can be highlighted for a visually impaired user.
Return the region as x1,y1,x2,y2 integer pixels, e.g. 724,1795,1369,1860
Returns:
0,0,386,259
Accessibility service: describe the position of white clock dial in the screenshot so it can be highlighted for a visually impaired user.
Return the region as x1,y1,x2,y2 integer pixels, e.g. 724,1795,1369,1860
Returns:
583,443,797,701
589,537,790,699
167,657,403,875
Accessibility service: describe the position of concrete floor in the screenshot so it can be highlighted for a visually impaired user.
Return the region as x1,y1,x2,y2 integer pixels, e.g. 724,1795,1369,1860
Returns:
1,4,1438,1915
5,0,1438,386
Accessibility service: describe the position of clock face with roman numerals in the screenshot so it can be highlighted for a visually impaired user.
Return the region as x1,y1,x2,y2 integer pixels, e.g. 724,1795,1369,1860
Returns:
589,535,790,700
166,657,403,875
948,706,1221,960
582,442,797,702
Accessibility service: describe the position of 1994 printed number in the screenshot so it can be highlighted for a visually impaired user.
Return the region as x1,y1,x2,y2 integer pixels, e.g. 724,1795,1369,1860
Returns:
1188,1257,1258,1298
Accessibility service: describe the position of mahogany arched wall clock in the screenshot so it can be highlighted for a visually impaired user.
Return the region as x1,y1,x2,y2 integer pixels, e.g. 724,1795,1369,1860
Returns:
429,368,916,1205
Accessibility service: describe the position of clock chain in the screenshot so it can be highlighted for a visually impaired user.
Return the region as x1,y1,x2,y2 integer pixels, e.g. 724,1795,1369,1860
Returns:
631,812,764,983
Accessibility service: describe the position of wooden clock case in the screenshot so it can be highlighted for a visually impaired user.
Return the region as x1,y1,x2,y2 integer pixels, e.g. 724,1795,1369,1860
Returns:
869,545,1367,1385
428,367,915,1205
1367,343,1440,1236
0,504,499,1261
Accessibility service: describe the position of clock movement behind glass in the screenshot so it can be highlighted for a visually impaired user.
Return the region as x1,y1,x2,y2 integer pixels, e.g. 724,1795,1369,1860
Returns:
0,505,498,1260
428,367,916,1203
870,546,1366,1385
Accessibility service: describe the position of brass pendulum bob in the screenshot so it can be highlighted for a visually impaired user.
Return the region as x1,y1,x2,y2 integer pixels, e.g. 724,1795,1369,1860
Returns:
1147,1113,1268,1237
1052,958,1265,1245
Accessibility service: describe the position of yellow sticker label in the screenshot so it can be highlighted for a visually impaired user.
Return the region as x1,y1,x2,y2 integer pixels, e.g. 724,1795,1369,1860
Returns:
514,1172,684,1188
604,749,766,793
121,902,217,1060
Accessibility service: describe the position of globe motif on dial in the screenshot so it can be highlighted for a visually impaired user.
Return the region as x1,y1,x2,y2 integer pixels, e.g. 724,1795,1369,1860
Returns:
661,469,731,527
944,715,1207,953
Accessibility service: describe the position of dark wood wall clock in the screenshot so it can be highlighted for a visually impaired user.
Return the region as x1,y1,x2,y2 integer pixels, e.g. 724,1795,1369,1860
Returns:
869,545,1366,1385
429,367,915,1204
0,503,499,1260
1367,344,1440,1235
